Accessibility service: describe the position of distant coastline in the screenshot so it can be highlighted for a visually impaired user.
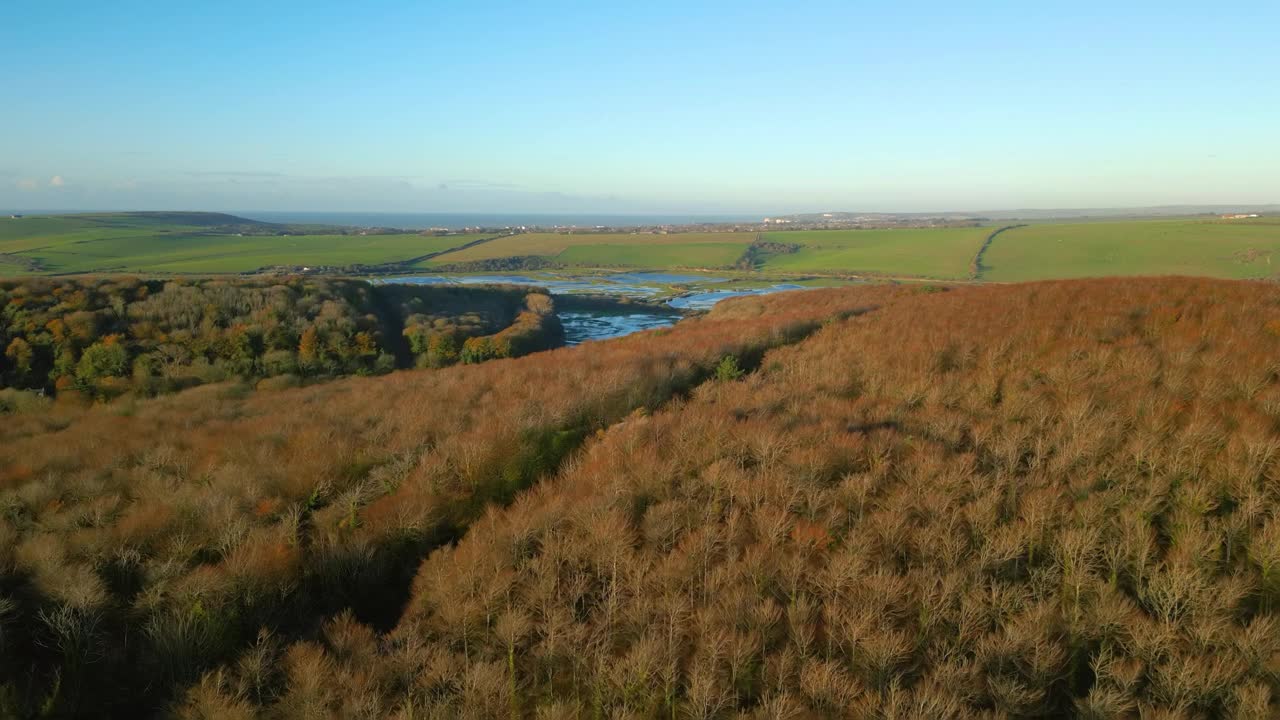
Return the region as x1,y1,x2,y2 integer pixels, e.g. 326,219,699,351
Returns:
6,205,1274,231
237,211,760,230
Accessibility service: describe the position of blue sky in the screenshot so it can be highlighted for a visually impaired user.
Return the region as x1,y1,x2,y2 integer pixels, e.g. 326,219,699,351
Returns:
2,1,1276,214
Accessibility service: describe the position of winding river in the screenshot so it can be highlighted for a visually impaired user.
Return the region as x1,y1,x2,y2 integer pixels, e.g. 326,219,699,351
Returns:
386,272,807,343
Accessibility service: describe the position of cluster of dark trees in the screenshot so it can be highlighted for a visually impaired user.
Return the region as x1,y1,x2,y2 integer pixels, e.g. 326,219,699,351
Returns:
735,238,801,270
430,256,558,273
0,277,563,402
388,285,563,368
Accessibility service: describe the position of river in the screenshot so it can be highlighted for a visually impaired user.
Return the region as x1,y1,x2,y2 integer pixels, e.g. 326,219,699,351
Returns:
384,272,808,343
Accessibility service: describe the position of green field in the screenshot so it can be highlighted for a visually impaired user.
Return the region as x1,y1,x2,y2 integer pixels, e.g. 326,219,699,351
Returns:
556,242,748,268
428,231,754,266
426,226,991,276
979,220,1280,281
6,213,1280,281
0,214,490,275
759,227,991,278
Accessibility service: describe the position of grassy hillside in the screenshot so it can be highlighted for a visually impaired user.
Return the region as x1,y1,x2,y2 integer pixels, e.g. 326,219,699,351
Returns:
428,227,990,277
25,232,485,274
760,226,992,278
556,241,748,268
0,284,883,717
980,219,1280,281
3,277,1280,717
198,277,1280,719
9,214,1280,280
0,214,490,275
426,231,755,267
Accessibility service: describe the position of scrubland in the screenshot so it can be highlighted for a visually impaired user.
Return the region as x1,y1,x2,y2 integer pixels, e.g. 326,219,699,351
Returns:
170,277,1280,719
2,277,1279,717
0,284,886,716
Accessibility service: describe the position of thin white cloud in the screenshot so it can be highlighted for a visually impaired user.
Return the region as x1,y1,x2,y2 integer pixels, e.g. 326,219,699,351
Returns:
49,175,65,187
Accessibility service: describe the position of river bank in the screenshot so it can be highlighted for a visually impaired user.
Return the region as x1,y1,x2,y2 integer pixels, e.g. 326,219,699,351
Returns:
379,270,837,342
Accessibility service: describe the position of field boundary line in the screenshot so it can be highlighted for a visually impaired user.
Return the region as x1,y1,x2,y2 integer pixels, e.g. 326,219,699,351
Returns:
412,232,510,265
969,224,1026,280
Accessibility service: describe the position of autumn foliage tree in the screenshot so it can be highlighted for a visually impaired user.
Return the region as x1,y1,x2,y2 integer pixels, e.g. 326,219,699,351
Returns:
0,277,558,399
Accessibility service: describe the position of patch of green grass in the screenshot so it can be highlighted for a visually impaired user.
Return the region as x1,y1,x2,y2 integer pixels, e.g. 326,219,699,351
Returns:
1,215,490,274
760,227,990,278
980,220,1280,281
0,219,200,254
429,231,754,265
11,213,1278,281
556,242,749,268
121,234,484,273
0,216,99,242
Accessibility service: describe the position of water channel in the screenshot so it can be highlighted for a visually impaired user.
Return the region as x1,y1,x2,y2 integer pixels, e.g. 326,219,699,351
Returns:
386,272,807,343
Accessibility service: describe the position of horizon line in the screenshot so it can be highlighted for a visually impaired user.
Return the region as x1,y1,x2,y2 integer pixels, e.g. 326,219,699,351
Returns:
4,202,1278,219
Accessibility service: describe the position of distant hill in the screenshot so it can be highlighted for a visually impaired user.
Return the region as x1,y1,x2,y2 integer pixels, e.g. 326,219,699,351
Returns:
70,211,278,230
40,210,418,237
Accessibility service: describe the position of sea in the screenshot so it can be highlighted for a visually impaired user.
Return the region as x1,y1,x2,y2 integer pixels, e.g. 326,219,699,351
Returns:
239,211,758,230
